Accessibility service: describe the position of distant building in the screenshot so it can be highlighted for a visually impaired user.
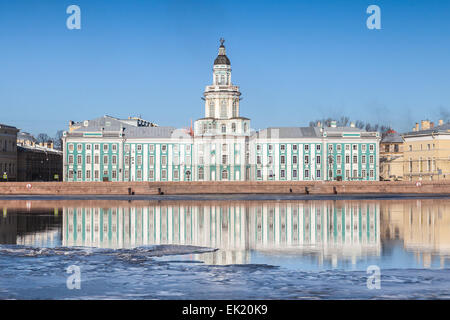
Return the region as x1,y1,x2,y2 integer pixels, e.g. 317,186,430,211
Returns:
0,123,19,181
63,40,380,182
380,130,404,181
402,119,450,181
17,142,63,181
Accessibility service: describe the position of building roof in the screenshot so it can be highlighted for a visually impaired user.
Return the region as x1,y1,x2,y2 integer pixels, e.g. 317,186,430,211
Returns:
403,122,450,137
255,127,321,139
68,115,175,139
17,144,62,155
381,131,403,143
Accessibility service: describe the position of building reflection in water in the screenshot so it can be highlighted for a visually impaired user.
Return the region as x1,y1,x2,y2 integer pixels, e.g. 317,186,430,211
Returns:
62,201,381,266
381,200,450,268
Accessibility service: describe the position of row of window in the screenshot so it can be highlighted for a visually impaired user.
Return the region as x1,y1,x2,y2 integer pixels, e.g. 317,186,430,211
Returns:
68,143,193,153
256,169,375,179
256,154,375,165
256,143,375,153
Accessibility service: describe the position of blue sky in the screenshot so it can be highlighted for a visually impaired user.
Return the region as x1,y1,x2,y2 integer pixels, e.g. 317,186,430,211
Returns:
1,0,449,137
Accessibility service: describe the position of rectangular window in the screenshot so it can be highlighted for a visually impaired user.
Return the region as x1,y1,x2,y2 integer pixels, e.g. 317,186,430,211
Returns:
257,169,262,178
257,155,261,165
369,155,374,164
124,156,129,166
77,155,82,165
328,144,333,152
304,144,309,151
124,170,128,180
293,155,297,165
68,144,74,152
353,169,357,177
112,170,117,179
94,155,99,164
124,144,129,153
362,155,366,164
103,144,108,152
137,169,142,179
161,155,167,166
137,155,142,166
112,144,117,152
68,170,74,179
362,169,366,178
345,155,350,164
316,170,321,178
316,155,321,164
149,169,154,179
304,155,309,165
86,144,91,151
337,155,341,163
161,144,167,152
370,169,374,178
304,169,309,178
337,169,342,175
77,170,82,179
137,144,142,152
280,169,285,178
161,169,167,179
174,169,179,179
362,144,366,152
293,169,297,178
345,144,350,151
94,144,100,151
316,144,321,151
222,155,227,165
293,144,298,151
353,144,357,151
103,155,108,165
112,155,117,165
149,144,154,152
86,170,91,179
94,170,99,179
103,170,108,177
353,155,358,163
77,144,82,152
369,144,374,152
86,155,91,165
280,144,286,152
337,144,342,152
149,155,154,166
280,155,285,165
68,155,74,164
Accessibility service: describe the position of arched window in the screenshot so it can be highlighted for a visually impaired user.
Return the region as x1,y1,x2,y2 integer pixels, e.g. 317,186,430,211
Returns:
222,169,228,180
232,101,237,117
209,101,215,118
220,100,227,118
221,124,226,133
232,123,236,133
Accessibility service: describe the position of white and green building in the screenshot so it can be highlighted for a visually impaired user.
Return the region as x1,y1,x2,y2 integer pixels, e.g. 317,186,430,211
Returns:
63,40,380,182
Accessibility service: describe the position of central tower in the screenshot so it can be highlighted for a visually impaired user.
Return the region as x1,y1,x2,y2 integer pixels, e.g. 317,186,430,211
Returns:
195,39,250,137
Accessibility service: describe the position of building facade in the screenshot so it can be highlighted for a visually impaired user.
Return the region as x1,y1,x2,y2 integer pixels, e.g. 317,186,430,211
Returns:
0,123,19,181
63,40,380,182
380,130,404,181
402,120,450,181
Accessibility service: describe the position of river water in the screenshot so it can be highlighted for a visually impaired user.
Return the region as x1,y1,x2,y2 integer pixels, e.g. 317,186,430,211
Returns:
0,196,449,299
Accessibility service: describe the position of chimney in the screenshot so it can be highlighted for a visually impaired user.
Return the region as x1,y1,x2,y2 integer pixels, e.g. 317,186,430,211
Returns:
421,120,430,130
438,119,444,126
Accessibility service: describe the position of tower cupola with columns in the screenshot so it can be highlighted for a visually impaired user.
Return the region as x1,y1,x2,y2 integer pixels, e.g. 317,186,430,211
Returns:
195,39,250,137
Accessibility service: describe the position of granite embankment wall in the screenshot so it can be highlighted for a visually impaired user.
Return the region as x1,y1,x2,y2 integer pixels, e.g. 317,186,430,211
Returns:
0,181,449,195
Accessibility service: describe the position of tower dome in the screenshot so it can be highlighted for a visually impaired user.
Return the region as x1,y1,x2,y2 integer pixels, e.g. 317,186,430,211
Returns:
214,38,231,65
